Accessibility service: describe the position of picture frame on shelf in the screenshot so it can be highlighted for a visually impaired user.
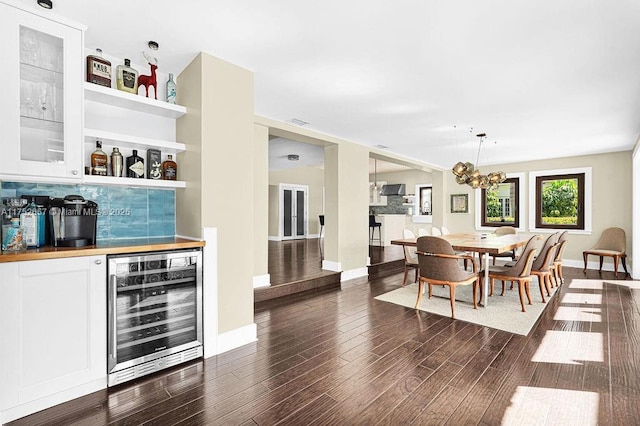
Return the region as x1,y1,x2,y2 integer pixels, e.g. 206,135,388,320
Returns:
450,193,468,213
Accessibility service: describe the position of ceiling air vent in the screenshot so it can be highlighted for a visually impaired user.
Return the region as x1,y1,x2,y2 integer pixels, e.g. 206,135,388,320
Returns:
286,118,310,126
373,144,388,150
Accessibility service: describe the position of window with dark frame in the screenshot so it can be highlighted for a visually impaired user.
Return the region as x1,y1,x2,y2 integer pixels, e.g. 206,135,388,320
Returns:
481,177,519,228
535,172,585,230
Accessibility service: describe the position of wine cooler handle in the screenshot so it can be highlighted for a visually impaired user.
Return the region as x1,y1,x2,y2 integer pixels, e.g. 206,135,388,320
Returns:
108,274,117,368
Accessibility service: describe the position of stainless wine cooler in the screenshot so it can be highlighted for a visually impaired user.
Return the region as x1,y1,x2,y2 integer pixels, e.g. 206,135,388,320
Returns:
107,249,203,386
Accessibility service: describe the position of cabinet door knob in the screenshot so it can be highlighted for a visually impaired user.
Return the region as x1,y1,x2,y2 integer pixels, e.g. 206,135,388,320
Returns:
71,170,79,175
95,260,102,265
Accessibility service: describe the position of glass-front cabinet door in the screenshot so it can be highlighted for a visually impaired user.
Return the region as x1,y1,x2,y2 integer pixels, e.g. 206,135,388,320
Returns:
0,3,83,179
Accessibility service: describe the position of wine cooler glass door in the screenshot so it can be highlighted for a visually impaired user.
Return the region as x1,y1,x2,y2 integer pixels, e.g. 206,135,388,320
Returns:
108,250,203,375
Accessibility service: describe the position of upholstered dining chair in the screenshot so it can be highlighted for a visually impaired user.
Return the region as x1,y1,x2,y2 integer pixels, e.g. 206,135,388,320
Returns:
551,231,568,285
531,233,560,303
583,227,628,277
431,227,442,236
401,229,419,287
417,228,430,237
491,226,517,265
440,226,451,235
414,236,479,319
485,235,539,312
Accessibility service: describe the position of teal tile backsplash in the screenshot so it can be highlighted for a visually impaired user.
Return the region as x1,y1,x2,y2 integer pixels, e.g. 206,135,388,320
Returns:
1,182,175,241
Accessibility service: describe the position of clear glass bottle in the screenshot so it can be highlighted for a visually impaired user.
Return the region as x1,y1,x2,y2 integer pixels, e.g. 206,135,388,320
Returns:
162,154,177,180
166,73,176,104
91,140,108,176
126,149,145,178
86,48,112,87
116,58,139,94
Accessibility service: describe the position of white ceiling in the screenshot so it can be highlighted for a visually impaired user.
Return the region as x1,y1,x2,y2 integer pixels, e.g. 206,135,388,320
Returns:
41,0,640,170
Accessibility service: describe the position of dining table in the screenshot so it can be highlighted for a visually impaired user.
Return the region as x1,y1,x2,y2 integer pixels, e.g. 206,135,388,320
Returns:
391,232,533,307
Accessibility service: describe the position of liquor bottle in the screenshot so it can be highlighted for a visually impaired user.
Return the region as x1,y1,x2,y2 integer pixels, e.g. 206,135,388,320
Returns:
20,200,44,247
166,73,176,104
116,59,139,94
126,149,145,178
162,154,177,180
2,217,26,252
86,48,112,87
111,147,123,177
91,140,108,176
147,149,162,180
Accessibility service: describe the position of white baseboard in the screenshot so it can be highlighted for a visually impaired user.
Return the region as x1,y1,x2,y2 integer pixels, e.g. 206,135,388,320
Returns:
307,233,320,239
216,323,258,355
322,260,341,272
341,267,368,281
253,274,270,288
268,236,281,241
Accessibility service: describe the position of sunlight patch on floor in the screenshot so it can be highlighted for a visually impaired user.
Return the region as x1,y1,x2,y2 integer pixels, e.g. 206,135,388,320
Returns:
532,330,604,364
568,279,603,290
502,386,599,425
560,293,602,305
553,306,601,322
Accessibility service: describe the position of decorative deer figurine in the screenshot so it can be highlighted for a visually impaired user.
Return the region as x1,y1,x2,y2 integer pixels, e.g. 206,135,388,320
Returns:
138,51,158,99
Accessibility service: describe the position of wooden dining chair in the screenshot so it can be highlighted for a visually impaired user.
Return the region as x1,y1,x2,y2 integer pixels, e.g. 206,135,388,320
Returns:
401,229,419,287
531,233,560,303
485,236,538,312
491,226,517,265
551,231,568,285
414,236,478,319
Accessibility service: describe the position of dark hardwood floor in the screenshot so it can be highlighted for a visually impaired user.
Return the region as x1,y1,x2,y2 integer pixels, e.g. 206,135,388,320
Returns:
9,266,640,425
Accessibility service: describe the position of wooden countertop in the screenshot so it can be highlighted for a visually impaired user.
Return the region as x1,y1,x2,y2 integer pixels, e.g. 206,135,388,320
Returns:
0,237,205,263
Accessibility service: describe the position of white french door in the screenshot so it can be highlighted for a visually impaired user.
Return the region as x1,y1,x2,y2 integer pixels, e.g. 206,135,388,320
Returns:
279,184,308,240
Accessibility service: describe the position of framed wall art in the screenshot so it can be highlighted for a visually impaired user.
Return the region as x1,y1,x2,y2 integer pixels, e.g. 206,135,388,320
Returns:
450,193,469,213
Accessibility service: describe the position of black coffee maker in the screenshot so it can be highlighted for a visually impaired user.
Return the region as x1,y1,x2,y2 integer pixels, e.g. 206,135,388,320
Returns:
49,195,98,247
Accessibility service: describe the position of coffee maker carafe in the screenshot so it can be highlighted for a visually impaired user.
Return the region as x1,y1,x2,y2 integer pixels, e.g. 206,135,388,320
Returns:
49,195,98,247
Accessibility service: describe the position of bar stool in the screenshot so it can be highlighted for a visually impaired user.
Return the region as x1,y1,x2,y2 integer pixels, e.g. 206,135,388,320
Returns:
319,215,324,238
369,215,382,245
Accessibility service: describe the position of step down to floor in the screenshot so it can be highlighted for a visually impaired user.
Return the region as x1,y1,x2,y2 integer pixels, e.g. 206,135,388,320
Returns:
254,272,341,303
368,258,404,280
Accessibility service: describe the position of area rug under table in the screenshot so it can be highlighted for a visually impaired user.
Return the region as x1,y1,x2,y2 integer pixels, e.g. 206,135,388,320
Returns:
375,281,558,336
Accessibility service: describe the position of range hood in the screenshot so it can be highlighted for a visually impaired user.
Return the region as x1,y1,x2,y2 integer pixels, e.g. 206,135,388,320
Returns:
380,184,406,196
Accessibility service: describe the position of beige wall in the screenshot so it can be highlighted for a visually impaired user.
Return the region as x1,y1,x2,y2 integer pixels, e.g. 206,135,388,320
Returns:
176,52,255,334
253,124,269,279
268,166,325,237
443,150,633,266
324,143,369,272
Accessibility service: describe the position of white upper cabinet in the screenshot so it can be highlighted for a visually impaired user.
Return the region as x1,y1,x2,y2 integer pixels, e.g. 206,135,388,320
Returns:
0,2,83,180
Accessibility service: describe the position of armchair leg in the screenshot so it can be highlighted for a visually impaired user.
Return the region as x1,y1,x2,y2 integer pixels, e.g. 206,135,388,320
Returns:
524,281,533,305
621,256,629,277
599,256,604,272
449,285,456,319
614,255,619,277
583,252,588,273
538,275,546,303
518,281,526,312
402,266,409,287
415,280,424,309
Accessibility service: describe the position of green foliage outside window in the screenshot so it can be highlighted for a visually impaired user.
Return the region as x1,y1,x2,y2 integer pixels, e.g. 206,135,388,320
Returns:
541,179,578,224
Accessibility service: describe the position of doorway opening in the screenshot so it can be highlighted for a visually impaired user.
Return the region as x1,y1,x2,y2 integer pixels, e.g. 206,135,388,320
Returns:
279,183,308,240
